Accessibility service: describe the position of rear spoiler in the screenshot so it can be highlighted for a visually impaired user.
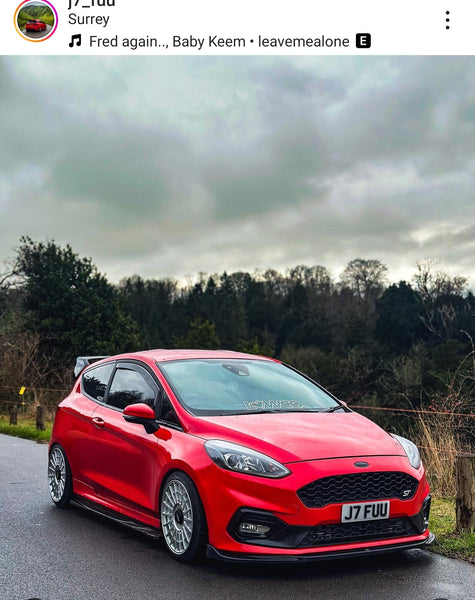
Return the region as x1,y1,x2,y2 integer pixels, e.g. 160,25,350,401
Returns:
74,356,110,378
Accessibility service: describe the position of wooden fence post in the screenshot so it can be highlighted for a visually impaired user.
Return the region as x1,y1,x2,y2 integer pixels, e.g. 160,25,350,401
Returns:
456,453,475,532
36,405,46,431
9,405,18,426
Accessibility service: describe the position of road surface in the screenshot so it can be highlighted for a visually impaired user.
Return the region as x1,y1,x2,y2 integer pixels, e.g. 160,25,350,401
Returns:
0,434,473,600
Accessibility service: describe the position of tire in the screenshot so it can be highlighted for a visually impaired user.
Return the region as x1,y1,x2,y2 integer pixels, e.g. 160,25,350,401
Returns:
48,444,72,508
160,471,207,562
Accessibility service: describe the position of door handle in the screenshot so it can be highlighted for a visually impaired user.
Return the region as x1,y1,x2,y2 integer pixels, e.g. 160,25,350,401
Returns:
92,417,105,428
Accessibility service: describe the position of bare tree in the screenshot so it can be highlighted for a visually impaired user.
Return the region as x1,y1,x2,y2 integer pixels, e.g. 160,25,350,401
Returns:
0,332,63,406
413,258,467,339
339,259,388,301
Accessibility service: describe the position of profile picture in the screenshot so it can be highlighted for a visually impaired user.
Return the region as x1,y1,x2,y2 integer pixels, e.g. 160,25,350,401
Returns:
15,0,58,42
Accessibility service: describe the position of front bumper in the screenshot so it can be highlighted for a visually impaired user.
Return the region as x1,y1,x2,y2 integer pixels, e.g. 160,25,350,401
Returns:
227,495,431,549
195,454,431,558
206,532,435,563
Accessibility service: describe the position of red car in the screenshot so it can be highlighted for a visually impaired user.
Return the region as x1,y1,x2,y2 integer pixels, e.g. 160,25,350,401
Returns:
48,350,433,562
25,20,47,32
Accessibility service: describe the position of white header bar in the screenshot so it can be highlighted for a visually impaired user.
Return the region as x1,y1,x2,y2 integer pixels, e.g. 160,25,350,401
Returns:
2,1,474,55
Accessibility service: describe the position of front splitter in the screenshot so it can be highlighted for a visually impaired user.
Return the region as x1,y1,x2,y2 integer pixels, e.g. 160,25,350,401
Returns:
206,532,435,563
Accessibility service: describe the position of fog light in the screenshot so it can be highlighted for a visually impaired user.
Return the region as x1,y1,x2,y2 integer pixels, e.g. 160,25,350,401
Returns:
239,522,271,535
229,508,287,543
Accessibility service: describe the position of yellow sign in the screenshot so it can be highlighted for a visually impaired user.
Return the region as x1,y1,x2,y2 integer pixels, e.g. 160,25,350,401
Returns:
19,386,26,395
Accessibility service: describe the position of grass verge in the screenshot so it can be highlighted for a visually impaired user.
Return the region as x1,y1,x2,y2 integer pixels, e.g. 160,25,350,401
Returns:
429,497,475,563
0,416,51,443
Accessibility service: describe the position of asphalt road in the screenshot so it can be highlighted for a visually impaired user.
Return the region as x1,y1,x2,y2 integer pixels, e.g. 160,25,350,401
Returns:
1,433,473,600
20,25,53,39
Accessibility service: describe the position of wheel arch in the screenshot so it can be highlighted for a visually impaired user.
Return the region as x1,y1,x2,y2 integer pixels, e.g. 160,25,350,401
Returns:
157,465,205,516
158,467,209,561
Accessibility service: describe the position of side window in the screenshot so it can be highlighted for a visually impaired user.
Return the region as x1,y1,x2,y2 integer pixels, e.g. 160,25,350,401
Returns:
158,396,180,426
107,367,157,411
82,363,114,402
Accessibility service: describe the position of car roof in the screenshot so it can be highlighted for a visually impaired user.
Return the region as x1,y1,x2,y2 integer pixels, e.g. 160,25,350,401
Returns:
114,349,276,363
77,349,278,379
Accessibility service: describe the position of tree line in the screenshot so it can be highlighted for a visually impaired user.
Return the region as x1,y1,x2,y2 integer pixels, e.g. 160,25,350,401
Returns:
0,237,473,439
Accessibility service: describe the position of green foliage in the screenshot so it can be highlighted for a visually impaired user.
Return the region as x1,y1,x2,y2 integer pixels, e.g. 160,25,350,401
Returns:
14,237,140,367
174,317,220,350
0,417,51,442
279,345,338,389
431,339,469,373
215,273,248,348
119,275,183,349
376,282,426,352
235,336,275,357
429,498,475,562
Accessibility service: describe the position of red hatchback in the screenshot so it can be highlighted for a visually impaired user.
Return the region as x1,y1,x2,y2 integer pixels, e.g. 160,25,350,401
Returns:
48,350,433,562
25,20,47,32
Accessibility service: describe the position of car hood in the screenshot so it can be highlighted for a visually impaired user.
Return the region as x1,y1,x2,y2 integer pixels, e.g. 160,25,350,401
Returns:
190,412,406,463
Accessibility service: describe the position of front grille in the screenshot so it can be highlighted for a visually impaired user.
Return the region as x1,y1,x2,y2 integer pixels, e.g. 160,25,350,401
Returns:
300,517,418,547
297,471,419,508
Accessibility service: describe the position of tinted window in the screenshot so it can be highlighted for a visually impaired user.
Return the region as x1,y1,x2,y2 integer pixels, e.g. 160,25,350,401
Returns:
158,396,180,426
107,368,157,411
82,363,114,402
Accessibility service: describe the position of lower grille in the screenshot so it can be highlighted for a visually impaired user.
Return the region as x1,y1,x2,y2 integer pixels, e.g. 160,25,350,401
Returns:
229,503,430,550
300,517,419,547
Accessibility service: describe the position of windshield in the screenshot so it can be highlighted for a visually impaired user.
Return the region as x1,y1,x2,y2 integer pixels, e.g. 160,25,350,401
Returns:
158,359,342,416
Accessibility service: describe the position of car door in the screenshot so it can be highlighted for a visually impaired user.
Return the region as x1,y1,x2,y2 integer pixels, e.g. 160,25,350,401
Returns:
88,361,160,515
66,361,115,488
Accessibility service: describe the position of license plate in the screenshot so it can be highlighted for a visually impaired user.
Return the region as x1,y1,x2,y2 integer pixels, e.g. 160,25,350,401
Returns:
341,500,390,523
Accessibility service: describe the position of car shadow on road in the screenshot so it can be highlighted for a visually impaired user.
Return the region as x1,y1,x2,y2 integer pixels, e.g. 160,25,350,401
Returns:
64,501,434,582
204,548,434,580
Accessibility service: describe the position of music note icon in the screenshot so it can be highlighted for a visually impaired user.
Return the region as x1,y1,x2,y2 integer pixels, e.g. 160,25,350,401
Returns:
69,33,81,48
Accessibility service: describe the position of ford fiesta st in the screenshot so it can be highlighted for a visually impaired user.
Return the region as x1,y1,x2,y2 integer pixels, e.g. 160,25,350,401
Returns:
48,350,433,562
25,20,47,32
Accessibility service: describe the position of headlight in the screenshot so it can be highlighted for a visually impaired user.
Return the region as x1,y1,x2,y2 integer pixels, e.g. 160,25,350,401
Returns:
204,440,291,478
391,434,421,469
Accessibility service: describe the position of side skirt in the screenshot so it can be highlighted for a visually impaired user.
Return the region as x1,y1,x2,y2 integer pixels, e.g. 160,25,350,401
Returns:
71,495,162,539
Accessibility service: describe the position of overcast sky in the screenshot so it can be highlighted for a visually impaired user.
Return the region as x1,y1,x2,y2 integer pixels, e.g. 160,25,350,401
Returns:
1,56,474,286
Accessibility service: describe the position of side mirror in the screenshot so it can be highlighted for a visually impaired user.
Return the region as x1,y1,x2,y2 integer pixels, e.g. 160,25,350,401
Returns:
123,403,159,434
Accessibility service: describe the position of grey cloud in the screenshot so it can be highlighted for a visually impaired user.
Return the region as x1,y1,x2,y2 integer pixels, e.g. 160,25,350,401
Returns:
0,56,474,287
329,58,475,174
50,127,193,221
202,60,342,218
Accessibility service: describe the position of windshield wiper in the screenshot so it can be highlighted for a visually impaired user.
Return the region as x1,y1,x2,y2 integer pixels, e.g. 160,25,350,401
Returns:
322,405,345,413
213,407,344,416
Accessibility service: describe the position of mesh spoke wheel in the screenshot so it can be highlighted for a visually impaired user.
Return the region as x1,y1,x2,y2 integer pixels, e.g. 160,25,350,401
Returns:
160,472,207,562
48,445,72,507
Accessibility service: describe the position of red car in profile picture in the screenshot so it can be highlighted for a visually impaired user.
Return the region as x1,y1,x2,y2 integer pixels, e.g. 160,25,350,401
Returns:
48,349,433,563
25,20,47,32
